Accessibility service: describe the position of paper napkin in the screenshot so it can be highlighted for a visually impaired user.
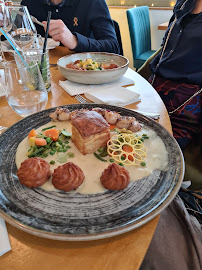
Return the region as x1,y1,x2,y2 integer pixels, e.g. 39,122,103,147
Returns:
0,217,11,256
59,76,134,96
84,85,140,106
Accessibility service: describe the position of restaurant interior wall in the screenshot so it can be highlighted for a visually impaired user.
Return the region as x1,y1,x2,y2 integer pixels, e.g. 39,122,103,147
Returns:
108,7,173,69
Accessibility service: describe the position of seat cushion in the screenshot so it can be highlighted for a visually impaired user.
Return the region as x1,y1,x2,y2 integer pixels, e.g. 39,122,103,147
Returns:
134,50,156,69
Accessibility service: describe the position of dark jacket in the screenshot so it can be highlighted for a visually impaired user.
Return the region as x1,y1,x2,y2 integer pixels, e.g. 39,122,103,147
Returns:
150,0,202,86
20,0,120,54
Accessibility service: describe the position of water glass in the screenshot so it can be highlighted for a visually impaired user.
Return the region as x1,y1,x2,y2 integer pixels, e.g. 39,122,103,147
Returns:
15,49,51,92
7,5,37,50
5,61,48,117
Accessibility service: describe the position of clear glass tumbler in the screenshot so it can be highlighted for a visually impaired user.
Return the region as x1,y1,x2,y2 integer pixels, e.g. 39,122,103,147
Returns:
14,49,51,92
5,61,48,117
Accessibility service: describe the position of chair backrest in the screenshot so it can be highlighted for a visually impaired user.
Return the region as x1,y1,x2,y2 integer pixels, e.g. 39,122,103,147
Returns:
127,6,152,60
112,20,124,56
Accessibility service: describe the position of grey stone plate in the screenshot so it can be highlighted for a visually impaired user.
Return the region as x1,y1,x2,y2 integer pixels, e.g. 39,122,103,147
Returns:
0,104,184,241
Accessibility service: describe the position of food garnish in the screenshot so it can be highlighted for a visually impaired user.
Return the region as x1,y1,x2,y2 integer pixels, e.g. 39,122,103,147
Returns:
27,128,72,160
107,133,147,166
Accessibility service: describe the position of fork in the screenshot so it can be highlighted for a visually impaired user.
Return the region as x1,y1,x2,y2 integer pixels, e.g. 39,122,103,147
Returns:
75,95,93,104
75,95,160,119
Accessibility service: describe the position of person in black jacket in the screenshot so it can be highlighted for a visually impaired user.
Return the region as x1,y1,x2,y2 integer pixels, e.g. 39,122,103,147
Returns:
149,0,202,150
20,0,120,54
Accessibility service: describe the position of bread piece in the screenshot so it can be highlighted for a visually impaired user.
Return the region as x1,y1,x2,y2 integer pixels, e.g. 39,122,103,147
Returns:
71,111,110,155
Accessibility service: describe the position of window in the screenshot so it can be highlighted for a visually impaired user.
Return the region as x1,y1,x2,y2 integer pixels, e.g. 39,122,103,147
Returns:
106,0,176,8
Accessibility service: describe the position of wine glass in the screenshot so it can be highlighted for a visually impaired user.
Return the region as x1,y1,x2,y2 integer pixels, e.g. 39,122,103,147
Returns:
7,5,37,50
5,60,48,117
0,1,12,60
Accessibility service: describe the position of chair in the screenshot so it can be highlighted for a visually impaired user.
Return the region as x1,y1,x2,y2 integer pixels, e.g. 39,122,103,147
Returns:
127,6,156,69
137,47,161,80
113,20,124,56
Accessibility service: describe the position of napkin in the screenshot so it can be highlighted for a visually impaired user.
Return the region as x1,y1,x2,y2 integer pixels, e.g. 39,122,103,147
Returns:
85,85,140,106
59,76,134,96
0,217,11,256
41,38,60,49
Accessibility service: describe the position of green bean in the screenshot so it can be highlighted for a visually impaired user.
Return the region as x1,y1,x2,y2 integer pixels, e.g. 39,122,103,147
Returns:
94,152,107,162
99,147,108,157
42,125,56,131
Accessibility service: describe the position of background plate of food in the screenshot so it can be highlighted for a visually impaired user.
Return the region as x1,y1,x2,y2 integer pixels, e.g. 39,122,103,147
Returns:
0,104,184,241
57,52,129,84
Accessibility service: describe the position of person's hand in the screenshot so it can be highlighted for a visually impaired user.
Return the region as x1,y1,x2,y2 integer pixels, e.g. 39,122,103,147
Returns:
42,19,78,50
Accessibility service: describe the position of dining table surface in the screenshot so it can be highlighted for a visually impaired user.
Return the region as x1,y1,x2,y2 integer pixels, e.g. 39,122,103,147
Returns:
0,46,172,270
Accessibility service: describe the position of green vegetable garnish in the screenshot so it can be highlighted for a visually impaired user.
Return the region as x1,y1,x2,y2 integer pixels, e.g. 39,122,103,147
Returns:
50,160,55,165
67,152,75,158
61,130,72,138
109,159,115,163
42,125,56,131
99,146,108,157
94,152,107,162
141,162,146,167
46,137,52,143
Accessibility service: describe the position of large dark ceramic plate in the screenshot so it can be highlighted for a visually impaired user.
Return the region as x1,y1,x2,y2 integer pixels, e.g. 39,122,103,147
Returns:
0,104,184,241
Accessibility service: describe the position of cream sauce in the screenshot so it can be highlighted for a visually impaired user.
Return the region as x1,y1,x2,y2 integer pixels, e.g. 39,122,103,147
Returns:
16,121,169,194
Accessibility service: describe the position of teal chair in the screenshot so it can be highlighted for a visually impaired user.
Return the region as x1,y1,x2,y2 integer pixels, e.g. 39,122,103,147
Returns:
127,6,156,69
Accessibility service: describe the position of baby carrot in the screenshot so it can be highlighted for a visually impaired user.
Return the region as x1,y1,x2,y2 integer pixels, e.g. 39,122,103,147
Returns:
28,129,37,138
43,128,59,141
122,145,133,153
109,124,116,130
35,138,47,146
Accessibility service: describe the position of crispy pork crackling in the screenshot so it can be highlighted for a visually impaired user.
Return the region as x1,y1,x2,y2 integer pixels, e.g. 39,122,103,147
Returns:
71,111,110,155
17,157,51,188
100,163,130,190
52,162,85,191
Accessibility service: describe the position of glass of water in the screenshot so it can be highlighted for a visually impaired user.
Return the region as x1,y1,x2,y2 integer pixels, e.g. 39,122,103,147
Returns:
14,49,51,92
5,61,48,117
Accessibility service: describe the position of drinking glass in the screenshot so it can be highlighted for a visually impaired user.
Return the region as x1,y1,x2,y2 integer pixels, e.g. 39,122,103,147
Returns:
7,5,37,50
14,49,51,92
0,1,12,60
5,61,48,117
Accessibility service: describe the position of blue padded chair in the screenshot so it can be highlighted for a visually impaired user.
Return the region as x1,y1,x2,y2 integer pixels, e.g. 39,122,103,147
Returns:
127,6,156,69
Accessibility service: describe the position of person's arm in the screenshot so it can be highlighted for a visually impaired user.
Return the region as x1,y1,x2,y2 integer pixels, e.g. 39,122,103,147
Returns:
72,0,120,53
